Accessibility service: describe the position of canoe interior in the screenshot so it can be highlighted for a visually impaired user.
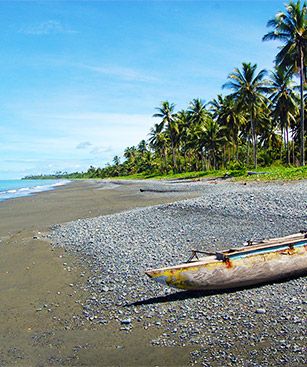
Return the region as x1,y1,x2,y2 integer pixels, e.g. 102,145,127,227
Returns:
222,234,307,258
191,233,307,263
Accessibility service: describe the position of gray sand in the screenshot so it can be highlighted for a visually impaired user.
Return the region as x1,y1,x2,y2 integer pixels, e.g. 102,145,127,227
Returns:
0,179,203,367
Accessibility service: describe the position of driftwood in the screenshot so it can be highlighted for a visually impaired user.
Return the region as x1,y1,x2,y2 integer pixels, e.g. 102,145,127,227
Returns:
140,188,186,193
247,171,270,175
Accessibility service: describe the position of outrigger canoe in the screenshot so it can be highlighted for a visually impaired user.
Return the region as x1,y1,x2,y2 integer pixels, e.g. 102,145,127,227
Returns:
145,232,307,290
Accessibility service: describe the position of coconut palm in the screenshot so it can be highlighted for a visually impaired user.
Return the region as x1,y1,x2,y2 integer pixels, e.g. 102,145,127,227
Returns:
202,118,227,170
124,146,138,174
188,98,208,126
148,123,169,173
153,101,178,171
137,140,148,155
112,155,121,176
268,67,299,163
124,146,138,163
187,99,211,169
223,62,269,168
263,0,307,165
209,94,246,161
259,118,283,154
175,109,190,172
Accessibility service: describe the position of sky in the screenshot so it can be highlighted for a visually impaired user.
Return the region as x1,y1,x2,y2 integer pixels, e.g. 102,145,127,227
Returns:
0,0,287,179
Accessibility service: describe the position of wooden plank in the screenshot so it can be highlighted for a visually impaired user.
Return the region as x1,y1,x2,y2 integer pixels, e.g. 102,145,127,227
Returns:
224,233,306,252
223,237,306,257
189,233,307,262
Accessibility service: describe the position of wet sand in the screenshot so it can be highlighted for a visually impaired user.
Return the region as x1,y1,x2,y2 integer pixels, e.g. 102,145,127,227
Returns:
0,180,200,366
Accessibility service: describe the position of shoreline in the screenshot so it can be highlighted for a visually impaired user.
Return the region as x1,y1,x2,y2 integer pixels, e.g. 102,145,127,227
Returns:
0,179,206,366
0,179,205,238
0,179,71,203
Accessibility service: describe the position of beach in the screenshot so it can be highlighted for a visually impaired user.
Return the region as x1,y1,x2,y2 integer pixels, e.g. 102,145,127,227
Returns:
0,180,201,366
0,179,306,366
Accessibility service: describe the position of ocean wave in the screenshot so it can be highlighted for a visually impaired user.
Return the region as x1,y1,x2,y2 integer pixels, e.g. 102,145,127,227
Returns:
0,180,70,201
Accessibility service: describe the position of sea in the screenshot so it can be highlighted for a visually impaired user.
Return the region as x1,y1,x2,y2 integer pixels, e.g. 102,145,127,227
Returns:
0,179,70,202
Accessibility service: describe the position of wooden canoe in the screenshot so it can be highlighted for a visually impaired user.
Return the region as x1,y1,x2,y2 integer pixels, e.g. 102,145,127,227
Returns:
145,232,307,290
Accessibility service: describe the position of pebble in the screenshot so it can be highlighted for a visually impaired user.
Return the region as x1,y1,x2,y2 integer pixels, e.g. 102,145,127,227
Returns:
51,180,307,366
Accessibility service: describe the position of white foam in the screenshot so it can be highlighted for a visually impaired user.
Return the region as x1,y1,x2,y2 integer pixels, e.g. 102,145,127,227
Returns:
0,180,71,202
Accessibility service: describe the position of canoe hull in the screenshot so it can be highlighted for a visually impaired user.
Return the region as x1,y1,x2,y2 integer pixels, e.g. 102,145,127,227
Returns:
146,245,307,290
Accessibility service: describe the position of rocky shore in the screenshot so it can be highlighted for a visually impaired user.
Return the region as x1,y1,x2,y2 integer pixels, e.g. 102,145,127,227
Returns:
51,180,307,367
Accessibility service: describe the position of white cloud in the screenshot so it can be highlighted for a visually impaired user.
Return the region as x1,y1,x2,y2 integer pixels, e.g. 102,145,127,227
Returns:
0,111,156,178
0,157,110,179
78,63,157,83
76,141,92,149
90,146,113,155
19,20,77,35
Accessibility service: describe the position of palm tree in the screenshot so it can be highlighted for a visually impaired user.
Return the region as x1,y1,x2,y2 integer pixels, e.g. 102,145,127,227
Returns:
263,0,307,165
124,146,138,161
209,94,246,161
124,146,138,174
188,98,208,126
202,118,227,170
188,99,211,169
153,101,178,172
259,117,283,160
148,123,168,173
138,140,148,155
223,62,269,168
268,67,298,163
112,155,121,176
175,109,190,172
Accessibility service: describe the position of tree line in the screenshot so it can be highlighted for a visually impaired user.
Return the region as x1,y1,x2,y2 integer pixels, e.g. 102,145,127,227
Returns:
28,1,307,180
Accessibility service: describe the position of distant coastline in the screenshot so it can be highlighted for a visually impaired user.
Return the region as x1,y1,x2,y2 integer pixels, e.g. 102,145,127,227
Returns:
22,173,82,180
22,164,307,182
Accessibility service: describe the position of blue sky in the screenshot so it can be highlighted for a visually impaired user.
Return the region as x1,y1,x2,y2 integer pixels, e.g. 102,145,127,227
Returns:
1,0,286,179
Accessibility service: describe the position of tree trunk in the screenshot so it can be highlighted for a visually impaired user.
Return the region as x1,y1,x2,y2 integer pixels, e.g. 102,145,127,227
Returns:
299,46,305,166
200,149,205,171
184,151,187,172
280,128,284,161
286,126,290,165
250,111,257,169
163,148,168,174
195,151,198,171
213,150,216,170
170,137,177,172
188,152,191,171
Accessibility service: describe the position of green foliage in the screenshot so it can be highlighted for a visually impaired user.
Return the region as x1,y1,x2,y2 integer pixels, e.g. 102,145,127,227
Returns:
263,0,307,165
240,165,307,181
226,160,246,170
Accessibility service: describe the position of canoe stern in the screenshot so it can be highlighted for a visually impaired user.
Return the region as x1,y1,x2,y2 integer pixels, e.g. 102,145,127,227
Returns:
145,261,223,290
